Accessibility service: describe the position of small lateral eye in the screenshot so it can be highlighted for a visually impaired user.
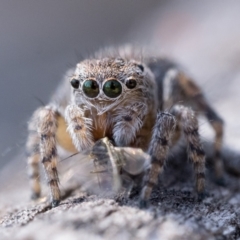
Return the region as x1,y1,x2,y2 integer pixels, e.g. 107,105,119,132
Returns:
137,64,144,72
70,79,80,89
126,78,137,89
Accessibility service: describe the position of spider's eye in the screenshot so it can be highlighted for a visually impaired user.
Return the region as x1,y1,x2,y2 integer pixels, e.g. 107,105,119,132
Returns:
126,78,137,89
103,79,122,98
70,79,80,89
82,79,99,98
137,64,144,72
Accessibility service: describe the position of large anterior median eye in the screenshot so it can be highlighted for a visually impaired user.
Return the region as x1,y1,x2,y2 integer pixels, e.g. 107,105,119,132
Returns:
103,79,122,98
82,79,100,98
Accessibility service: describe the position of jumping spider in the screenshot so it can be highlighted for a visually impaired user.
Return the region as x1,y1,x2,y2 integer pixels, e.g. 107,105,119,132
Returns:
26,46,224,207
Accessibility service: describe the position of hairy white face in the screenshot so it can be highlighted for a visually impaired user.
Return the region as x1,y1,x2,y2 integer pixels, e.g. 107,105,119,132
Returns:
70,57,157,115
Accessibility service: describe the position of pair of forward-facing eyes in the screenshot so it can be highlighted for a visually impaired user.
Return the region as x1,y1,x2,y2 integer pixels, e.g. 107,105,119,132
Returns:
70,78,137,99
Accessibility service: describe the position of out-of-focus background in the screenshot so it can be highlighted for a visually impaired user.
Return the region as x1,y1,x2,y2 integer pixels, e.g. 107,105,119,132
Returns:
0,0,239,168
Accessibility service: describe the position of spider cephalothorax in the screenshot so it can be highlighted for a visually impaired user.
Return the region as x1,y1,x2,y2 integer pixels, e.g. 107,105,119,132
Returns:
71,58,156,114
26,46,224,207
65,57,158,150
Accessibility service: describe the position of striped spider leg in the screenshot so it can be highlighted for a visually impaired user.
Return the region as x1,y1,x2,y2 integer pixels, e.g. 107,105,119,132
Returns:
140,106,206,208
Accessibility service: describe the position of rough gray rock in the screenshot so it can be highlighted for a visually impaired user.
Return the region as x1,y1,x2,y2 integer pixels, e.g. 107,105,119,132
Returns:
1,145,240,240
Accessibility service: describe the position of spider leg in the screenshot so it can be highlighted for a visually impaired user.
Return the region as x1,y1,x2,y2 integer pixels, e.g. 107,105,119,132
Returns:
193,94,224,184
165,70,224,183
26,110,41,199
112,103,147,147
140,112,176,208
27,106,61,207
170,105,206,199
65,104,94,151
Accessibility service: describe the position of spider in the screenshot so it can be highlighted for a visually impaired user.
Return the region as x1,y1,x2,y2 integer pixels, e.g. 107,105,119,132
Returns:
25,46,224,208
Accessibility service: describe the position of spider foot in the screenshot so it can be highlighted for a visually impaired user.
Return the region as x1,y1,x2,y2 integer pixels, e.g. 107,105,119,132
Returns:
197,191,209,202
52,200,60,208
139,199,149,209
129,186,141,199
31,192,41,200
215,176,227,187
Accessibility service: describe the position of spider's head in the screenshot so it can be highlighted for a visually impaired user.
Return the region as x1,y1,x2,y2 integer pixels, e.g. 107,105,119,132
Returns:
70,57,156,114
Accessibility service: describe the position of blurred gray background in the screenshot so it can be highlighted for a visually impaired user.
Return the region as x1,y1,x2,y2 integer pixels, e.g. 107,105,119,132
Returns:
0,0,240,167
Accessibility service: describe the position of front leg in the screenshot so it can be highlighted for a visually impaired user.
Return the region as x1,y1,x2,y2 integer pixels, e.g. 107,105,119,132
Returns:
65,104,94,151
112,103,147,146
37,107,61,207
140,112,176,208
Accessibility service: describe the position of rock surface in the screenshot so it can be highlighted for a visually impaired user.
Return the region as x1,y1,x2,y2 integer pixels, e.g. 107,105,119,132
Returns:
1,145,240,240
